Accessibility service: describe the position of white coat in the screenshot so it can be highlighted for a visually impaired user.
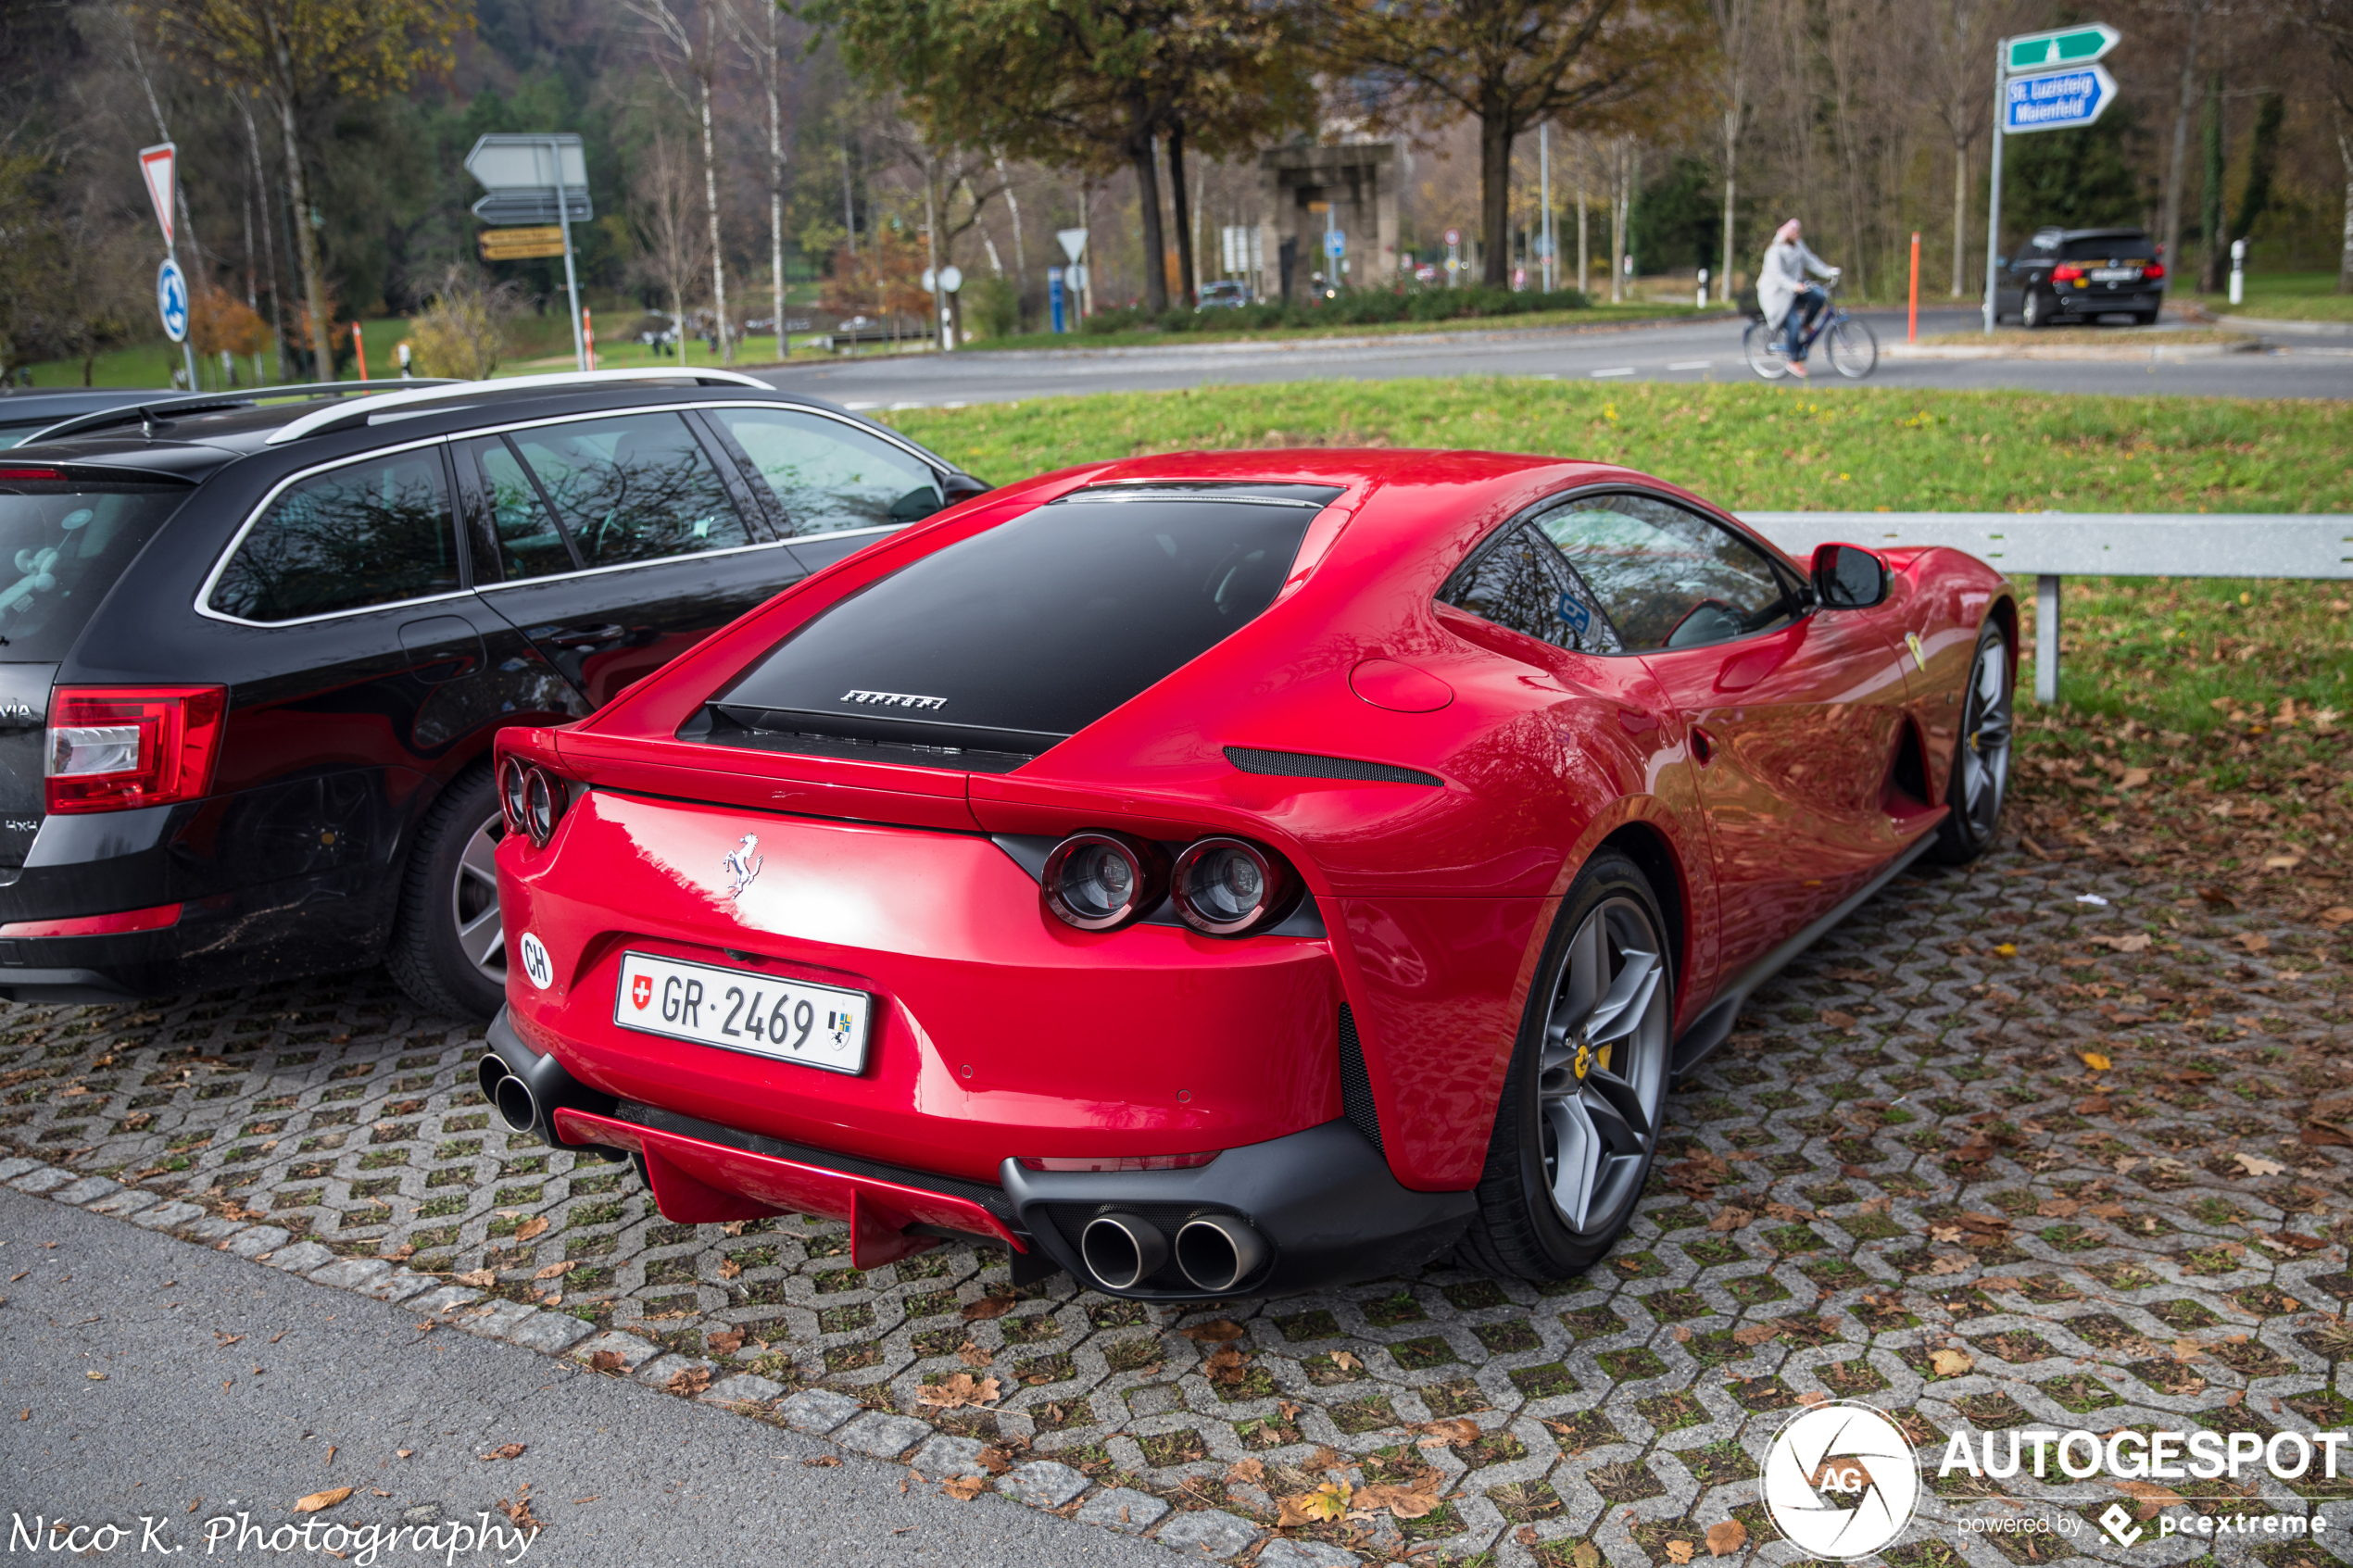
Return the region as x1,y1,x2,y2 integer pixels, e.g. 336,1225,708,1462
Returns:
1757,238,1838,329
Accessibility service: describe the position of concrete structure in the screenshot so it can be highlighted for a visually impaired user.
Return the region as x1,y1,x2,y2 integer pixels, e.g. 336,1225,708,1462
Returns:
1258,141,1399,304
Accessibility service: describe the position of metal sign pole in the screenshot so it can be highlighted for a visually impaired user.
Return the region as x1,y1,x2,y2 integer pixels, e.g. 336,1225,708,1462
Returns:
1982,39,2007,335
549,138,585,372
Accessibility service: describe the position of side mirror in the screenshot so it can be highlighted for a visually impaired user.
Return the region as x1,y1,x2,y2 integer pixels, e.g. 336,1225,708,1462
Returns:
1812,543,1889,609
941,472,990,502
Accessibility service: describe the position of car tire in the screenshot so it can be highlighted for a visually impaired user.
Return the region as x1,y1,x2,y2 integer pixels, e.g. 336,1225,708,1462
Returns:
387,765,509,1022
1927,621,2015,864
1458,849,1675,1282
2022,289,2050,329
2132,310,2158,326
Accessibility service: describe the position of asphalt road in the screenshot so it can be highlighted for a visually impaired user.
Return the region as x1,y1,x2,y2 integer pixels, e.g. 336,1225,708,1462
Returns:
761,307,2353,410
0,1188,1178,1568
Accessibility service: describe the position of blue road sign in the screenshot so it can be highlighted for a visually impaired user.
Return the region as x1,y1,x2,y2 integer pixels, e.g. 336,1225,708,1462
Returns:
156,256,190,344
1326,230,1346,258
2004,63,2117,134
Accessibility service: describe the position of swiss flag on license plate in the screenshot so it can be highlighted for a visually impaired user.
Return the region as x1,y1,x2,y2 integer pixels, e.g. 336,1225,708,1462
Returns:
631,973,652,1010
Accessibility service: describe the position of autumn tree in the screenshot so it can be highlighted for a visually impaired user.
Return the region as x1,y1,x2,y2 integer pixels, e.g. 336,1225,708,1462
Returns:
142,0,469,381
631,0,735,363
810,0,1310,315
1315,0,1703,287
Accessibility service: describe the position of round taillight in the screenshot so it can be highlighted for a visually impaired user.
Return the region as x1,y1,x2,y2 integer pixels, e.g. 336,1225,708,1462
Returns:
497,758,530,836
1041,831,1167,931
523,766,564,847
1171,836,1296,936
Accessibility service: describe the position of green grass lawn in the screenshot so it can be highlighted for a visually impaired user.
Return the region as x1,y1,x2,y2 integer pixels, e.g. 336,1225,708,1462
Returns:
882,378,2351,515
2205,270,2353,322
973,302,1709,353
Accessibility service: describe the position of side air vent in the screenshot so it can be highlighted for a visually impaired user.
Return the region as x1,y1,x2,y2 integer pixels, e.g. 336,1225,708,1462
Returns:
1224,747,1441,787
1336,1005,1383,1152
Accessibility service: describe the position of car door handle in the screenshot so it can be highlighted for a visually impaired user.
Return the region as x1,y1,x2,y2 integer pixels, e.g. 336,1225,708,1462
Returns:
1691,727,1717,765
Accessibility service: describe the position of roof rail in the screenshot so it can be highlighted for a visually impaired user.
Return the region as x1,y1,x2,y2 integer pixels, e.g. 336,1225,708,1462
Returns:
24,381,465,446
261,368,776,446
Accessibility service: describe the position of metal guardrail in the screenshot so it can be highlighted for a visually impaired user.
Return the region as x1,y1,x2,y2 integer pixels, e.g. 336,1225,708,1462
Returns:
1738,511,2353,703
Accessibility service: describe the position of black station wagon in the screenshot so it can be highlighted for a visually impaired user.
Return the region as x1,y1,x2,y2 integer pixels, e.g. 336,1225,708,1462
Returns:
0,370,984,1019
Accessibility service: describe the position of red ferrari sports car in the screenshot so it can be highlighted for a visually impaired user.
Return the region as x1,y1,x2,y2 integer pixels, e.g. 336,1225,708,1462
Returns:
481,449,2015,1299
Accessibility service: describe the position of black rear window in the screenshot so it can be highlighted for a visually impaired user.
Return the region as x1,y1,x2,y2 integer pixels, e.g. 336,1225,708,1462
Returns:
701,483,1339,769
2061,235,2155,260
0,483,187,659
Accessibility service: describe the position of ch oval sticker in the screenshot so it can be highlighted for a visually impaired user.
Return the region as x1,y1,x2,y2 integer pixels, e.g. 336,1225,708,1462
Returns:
517,932,553,990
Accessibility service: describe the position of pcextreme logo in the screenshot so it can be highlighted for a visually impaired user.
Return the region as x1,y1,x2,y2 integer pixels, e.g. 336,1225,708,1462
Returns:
1760,1400,1920,1561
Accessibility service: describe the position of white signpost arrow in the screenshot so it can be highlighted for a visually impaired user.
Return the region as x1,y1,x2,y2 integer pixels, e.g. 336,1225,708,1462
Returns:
466,133,590,370
1983,22,2122,333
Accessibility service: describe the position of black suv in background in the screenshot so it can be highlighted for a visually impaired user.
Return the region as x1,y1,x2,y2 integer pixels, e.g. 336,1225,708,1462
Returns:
1995,226,2169,327
0,370,984,1019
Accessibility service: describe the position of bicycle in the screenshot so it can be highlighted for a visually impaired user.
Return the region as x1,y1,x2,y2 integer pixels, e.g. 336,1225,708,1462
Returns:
1743,277,1878,381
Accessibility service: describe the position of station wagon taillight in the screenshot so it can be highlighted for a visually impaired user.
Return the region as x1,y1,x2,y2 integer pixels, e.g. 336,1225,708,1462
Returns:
44,686,226,814
2051,265,2086,282
2143,262,2165,281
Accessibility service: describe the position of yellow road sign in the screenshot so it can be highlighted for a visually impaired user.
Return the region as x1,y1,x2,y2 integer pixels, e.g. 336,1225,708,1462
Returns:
478,226,566,260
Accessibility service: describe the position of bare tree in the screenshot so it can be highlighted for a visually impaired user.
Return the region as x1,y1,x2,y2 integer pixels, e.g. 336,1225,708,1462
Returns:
632,0,734,363
629,126,711,348
725,0,792,358
1924,0,1999,297
1702,0,1759,299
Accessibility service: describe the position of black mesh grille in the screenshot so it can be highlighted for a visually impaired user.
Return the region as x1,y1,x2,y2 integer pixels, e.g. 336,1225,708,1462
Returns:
1336,1005,1383,1152
1224,747,1441,786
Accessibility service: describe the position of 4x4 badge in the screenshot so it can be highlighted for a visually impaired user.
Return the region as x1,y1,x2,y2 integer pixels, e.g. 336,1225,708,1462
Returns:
723,834,762,901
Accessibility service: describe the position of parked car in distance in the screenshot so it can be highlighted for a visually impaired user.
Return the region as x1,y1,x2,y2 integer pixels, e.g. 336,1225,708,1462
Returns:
0,389,157,450
1995,226,2168,327
1197,280,1252,309
484,449,2015,1298
0,370,984,1020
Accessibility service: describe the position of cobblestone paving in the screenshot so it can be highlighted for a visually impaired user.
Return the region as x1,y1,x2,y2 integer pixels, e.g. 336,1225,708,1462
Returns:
6,840,2351,1568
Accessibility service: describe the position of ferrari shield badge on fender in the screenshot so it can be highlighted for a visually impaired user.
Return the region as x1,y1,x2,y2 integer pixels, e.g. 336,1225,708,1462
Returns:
723,834,763,902
1906,632,1929,671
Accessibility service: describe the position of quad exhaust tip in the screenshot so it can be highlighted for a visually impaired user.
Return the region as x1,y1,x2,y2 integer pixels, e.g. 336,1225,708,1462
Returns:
1175,1214,1267,1293
1079,1212,1168,1291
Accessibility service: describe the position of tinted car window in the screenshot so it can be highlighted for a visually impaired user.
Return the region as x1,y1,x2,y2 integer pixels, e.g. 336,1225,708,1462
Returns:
507,412,750,568
0,484,185,658
1440,523,1618,654
210,451,459,622
707,407,944,535
1536,494,1800,651
470,439,577,581
712,485,1336,758
2062,234,2154,260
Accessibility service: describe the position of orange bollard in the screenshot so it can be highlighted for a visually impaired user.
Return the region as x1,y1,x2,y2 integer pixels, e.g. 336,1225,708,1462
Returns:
1907,232,1919,345
584,308,597,371
352,321,369,381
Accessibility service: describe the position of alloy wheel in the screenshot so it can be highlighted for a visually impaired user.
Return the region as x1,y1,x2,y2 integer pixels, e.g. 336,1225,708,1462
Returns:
1957,632,2013,841
450,810,507,985
1536,896,1671,1239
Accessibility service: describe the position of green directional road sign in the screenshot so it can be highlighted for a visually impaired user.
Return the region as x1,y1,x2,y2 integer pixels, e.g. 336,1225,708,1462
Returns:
2007,23,2119,73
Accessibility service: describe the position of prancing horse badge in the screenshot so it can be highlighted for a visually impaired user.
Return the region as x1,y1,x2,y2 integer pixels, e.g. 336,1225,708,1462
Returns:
723,834,762,901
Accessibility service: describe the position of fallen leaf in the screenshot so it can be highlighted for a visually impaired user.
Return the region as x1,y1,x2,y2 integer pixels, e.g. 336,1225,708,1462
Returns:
803,1456,840,1468
960,1295,1015,1322
1798,1390,1828,1407
975,1447,1014,1474
514,1216,548,1243
1732,1323,1780,1347
2236,932,2271,953
941,1474,988,1500
1179,1319,1247,1343
1708,1519,1750,1556
2078,1051,2112,1072
531,1260,575,1282
2037,1198,2081,1218
587,1350,628,1374
1571,1542,1603,1568
1928,1223,1966,1244
955,1342,994,1367
1227,1457,1266,1485
1993,943,2018,957
716,1258,742,1280
1203,1345,1251,1386
2234,1153,2288,1178
453,1269,497,1289
395,1449,412,1459
2074,1097,2112,1116
1979,1276,2023,1291
293,1488,353,1514
480,1444,527,1461
1707,1207,1755,1233
1929,1254,1972,1274
1667,1540,1696,1564
1331,1349,1362,1371
917,1373,1002,1409
706,1328,745,1356
1277,1482,1352,1526
2169,1338,2208,1363
1819,1010,1857,1030
1930,1349,1974,1376
2086,934,2152,953
2118,1478,2190,1519
665,1367,712,1398
1415,1418,1482,1447
1353,1481,1443,1520
2317,907,2353,928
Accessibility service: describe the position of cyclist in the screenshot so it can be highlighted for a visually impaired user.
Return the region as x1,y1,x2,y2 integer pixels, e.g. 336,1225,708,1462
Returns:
1758,219,1841,380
